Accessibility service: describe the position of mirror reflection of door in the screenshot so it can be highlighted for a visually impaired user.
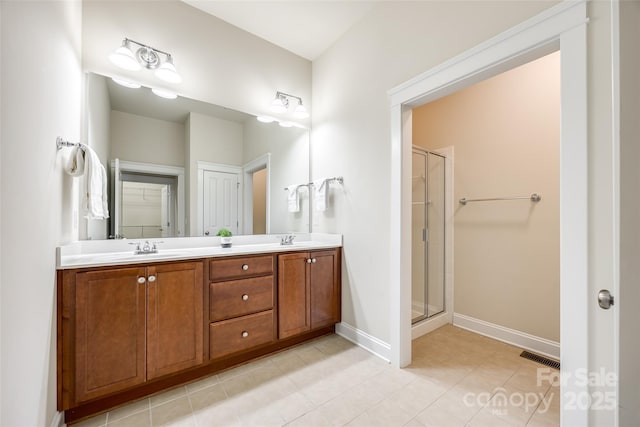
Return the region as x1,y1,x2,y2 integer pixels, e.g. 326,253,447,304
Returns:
252,168,267,234
119,173,178,239
203,170,239,236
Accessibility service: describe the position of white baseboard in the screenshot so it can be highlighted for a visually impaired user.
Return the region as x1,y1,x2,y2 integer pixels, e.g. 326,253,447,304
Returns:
50,411,64,427
411,311,452,340
335,322,391,362
453,313,560,359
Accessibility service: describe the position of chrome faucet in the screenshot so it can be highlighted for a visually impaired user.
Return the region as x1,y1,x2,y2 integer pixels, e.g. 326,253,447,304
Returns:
130,240,162,254
280,235,296,245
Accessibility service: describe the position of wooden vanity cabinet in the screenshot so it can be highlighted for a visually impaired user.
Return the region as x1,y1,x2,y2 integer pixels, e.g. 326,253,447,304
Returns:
72,267,147,403
278,249,341,339
59,247,341,423
59,260,204,407
208,255,276,359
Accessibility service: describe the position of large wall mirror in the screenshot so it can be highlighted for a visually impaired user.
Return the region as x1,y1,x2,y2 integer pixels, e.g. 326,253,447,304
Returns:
84,72,310,240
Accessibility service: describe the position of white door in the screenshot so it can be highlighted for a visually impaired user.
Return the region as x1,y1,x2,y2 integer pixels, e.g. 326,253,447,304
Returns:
203,170,239,236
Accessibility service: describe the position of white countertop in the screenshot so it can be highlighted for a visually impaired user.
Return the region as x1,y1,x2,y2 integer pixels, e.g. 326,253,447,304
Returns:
57,233,342,269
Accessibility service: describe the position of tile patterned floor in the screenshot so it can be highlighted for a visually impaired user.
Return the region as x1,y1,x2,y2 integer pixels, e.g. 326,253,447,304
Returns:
70,325,559,427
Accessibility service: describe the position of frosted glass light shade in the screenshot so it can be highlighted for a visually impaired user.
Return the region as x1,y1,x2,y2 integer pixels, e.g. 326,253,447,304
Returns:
270,97,287,113
155,58,182,84
293,103,309,119
112,78,141,89
257,116,275,123
109,45,140,71
151,88,178,99
278,121,293,128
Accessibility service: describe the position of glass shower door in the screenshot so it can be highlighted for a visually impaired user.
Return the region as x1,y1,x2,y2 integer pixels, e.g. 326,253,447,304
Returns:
427,153,445,317
412,150,427,322
412,148,446,324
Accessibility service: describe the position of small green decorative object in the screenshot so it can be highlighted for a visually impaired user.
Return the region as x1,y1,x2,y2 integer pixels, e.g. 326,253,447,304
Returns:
217,229,233,247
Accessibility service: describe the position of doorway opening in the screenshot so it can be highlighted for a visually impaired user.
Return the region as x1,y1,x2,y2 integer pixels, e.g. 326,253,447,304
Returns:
110,159,185,239
252,168,268,234
389,3,589,424
120,174,177,239
410,52,561,358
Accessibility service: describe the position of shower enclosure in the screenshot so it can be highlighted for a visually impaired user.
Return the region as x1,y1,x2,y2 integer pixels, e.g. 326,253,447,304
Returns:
412,147,446,323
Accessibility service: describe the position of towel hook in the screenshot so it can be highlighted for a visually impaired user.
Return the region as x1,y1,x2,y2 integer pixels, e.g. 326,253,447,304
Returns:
56,137,82,150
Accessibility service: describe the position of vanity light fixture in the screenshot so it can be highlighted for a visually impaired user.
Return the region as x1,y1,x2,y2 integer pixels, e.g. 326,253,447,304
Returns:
109,38,182,84
278,121,293,128
269,91,309,119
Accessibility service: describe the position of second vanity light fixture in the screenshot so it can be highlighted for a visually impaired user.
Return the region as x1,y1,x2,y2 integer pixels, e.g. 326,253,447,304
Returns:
109,38,182,84
269,91,309,119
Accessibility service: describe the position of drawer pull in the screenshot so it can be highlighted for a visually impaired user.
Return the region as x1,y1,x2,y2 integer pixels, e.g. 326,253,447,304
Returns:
241,331,249,338
242,294,249,301
242,264,249,271
137,277,146,284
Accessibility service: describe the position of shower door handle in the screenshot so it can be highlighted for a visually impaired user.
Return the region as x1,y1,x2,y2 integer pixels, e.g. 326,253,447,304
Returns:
423,229,428,242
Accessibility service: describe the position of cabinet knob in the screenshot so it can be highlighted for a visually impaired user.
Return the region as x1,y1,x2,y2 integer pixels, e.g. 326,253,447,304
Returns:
137,277,146,284
242,264,249,271
312,258,317,263
241,331,249,338
148,275,156,282
242,294,249,301
307,258,312,264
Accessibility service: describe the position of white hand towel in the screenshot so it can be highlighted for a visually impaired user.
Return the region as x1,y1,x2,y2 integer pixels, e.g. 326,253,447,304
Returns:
313,179,328,212
64,146,85,177
84,147,109,220
64,145,109,220
287,185,300,213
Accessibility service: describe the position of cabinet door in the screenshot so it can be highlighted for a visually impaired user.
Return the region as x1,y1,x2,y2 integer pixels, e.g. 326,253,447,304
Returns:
310,249,341,329
278,252,311,339
147,262,204,380
75,267,147,403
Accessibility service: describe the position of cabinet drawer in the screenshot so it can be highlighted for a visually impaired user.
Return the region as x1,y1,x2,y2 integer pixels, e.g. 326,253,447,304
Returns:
209,311,275,359
210,276,274,321
209,255,274,281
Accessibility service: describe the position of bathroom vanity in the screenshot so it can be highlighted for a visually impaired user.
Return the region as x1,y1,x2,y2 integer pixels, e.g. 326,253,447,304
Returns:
56,235,341,423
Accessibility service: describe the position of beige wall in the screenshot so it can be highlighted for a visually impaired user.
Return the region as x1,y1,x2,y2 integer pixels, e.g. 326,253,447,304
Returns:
110,110,185,167
311,0,559,344
413,52,560,342
253,168,267,234
0,1,82,425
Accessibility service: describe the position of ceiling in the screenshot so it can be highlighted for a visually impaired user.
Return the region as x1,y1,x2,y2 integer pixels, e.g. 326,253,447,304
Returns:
181,1,376,61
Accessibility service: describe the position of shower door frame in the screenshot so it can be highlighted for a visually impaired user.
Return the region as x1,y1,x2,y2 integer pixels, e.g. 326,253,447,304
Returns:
411,147,446,325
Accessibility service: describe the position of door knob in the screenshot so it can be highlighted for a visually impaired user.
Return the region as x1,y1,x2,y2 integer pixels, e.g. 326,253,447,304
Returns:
205,231,210,236
598,289,614,309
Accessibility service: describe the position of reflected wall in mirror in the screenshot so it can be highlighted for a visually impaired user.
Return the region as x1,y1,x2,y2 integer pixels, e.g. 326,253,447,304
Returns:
84,72,309,240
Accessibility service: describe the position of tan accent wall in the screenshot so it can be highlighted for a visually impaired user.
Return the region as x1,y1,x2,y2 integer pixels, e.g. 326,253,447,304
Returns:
252,168,267,234
413,52,560,342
